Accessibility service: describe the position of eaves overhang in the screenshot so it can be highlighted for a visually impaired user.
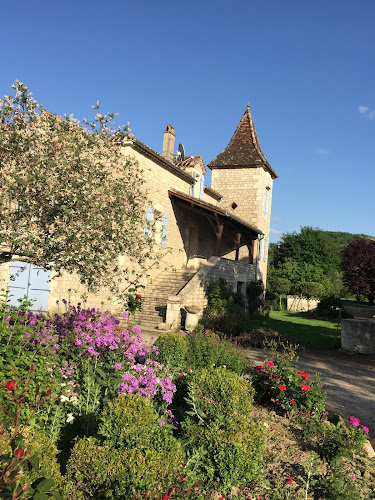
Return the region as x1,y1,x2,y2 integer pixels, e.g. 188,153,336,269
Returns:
168,189,263,237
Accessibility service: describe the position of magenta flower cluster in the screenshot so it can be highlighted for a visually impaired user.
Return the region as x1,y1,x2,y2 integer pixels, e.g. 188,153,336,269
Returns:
348,416,369,435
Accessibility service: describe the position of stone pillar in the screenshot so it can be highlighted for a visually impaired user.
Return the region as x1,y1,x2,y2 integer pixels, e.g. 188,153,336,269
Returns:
341,319,375,354
165,296,181,329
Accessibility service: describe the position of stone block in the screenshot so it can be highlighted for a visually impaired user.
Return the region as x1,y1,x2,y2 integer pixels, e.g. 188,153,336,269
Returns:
341,319,375,354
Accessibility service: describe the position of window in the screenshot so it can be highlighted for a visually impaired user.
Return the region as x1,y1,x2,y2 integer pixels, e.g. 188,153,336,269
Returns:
161,213,169,248
199,175,204,200
191,171,197,197
8,261,51,311
258,238,263,260
263,237,268,262
144,206,153,237
263,190,269,217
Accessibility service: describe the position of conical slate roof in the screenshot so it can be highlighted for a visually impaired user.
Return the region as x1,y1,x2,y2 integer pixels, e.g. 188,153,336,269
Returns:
208,104,277,179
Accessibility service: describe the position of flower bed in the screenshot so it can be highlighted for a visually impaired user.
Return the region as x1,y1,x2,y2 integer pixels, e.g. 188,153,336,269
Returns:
0,298,374,499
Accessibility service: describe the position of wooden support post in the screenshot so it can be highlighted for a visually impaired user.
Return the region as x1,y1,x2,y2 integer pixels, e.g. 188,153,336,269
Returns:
234,232,241,261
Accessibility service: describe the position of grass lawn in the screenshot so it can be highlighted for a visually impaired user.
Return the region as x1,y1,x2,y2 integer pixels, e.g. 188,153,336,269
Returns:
247,310,341,349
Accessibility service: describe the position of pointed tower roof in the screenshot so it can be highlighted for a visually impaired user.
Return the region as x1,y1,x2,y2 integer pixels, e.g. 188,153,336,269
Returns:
208,104,277,179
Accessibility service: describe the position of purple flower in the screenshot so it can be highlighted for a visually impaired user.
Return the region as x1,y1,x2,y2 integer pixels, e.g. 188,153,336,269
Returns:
113,363,122,370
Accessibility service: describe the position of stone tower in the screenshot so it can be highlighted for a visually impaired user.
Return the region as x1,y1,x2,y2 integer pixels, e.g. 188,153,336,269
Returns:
208,104,277,283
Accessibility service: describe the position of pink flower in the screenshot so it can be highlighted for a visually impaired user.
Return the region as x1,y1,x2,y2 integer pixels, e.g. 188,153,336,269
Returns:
187,367,192,372
256,365,263,371
348,416,360,427
267,361,274,367
361,425,369,435
136,294,142,299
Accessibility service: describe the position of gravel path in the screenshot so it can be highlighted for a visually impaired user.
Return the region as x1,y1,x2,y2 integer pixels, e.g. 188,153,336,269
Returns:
244,347,375,446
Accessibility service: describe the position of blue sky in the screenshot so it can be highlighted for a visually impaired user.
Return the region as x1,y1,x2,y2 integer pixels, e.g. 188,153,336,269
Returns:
1,0,374,242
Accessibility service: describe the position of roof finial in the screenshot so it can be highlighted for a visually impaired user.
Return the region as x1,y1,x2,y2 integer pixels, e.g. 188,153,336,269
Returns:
247,101,250,111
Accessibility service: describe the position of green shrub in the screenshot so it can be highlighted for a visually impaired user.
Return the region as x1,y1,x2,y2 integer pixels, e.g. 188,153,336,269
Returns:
65,437,183,499
199,278,248,335
98,393,177,453
298,281,324,298
186,328,247,375
153,333,188,369
181,419,264,493
184,367,254,430
64,437,129,498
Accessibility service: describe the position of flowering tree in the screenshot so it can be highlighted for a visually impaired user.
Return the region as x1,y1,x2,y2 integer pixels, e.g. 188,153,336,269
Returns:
341,238,375,304
0,81,155,302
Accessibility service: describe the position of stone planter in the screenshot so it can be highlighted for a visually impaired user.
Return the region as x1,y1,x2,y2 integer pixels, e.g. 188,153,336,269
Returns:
342,301,375,320
185,306,200,331
185,305,200,314
341,319,375,354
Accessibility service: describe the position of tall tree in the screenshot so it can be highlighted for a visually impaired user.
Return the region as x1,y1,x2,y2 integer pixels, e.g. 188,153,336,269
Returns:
0,81,155,302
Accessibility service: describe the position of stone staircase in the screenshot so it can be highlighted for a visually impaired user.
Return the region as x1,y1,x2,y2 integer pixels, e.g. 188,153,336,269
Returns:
134,269,196,328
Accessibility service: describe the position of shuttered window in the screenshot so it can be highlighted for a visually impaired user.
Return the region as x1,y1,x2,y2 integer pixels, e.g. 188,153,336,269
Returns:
191,171,197,197
263,190,269,217
144,206,153,237
258,239,263,260
263,237,268,262
199,175,204,200
161,213,169,248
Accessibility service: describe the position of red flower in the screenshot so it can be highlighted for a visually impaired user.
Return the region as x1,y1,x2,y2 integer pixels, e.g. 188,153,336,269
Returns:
6,380,16,391
302,372,309,380
14,448,25,458
162,495,170,500
288,477,293,485
289,399,295,404
272,397,278,402
46,389,52,396
267,361,274,367
301,385,310,392
279,385,286,391
290,353,295,357
136,294,142,299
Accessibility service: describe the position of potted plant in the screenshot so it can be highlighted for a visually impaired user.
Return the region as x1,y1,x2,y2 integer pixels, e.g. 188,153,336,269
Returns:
341,238,375,319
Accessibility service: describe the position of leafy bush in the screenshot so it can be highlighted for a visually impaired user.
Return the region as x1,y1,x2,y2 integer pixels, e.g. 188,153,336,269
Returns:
186,328,247,375
66,436,183,499
181,418,264,492
341,238,375,303
153,333,188,369
99,393,178,454
246,280,265,313
298,281,324,298
250,347,326,416
65,437,129,498
184,367,255,430
199,279,248,335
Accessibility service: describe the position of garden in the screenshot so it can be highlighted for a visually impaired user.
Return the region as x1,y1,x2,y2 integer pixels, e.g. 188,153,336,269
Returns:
1,294,374,499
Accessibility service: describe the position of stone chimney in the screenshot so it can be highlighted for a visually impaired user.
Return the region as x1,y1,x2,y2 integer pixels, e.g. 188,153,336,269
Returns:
162,124,175,161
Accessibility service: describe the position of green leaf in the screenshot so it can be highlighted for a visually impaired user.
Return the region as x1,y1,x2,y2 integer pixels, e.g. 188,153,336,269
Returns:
33,493,49,500
36,478,55,492
28,453,40,471
50,489,64,500
0,487,13,498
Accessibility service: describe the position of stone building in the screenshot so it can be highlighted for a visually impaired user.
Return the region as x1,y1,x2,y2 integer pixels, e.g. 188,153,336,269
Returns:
0,104,277,328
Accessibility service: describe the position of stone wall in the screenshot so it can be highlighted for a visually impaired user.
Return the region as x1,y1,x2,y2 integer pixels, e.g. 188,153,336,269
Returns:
287,295,320,312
